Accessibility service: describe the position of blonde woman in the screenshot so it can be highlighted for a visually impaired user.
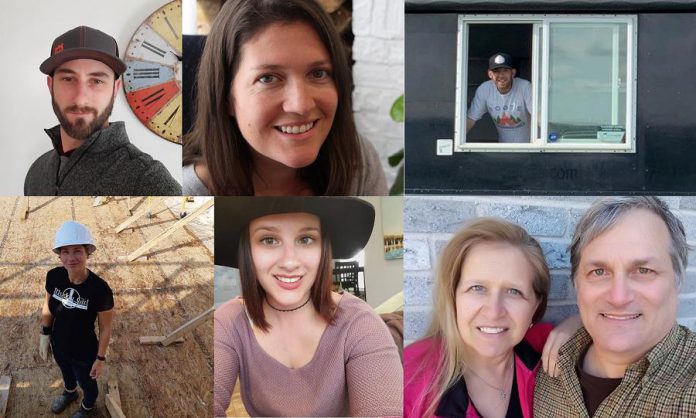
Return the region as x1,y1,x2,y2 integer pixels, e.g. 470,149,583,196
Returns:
404,218,579,418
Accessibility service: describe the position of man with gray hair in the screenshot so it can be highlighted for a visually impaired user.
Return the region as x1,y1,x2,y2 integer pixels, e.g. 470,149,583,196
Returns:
535,196,696,417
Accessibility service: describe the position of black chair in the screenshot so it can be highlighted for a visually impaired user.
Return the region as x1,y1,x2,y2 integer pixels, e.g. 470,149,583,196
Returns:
333,261,365,299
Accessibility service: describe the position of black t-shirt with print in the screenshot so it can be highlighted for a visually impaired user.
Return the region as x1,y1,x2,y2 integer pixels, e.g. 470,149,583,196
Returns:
45,267,114,360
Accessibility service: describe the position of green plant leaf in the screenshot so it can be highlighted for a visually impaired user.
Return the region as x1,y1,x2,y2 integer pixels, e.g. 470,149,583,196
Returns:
387,94,404,194
388,149,404,167
390,94,404,123
389,164,404,196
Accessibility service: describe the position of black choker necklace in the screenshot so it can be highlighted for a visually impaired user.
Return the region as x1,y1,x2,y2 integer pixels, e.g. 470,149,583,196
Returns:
266,296,311,312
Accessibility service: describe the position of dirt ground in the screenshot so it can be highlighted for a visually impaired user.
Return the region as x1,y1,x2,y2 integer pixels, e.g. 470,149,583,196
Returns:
0,196,214,418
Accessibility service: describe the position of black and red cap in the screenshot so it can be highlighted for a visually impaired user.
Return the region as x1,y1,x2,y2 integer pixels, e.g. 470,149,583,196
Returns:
40,26,126,76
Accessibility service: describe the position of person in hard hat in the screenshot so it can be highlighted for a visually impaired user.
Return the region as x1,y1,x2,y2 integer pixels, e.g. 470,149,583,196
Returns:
213,197,402,417
40,221,114,418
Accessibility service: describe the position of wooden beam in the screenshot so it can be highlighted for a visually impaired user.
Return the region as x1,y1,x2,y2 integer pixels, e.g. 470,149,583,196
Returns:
162,307,214,346
107,380,121,409
106,394,126,418
93,196,112,207
20,197,29,220
138,336,184,345
0,375,11,418
114,197,163,233
139,307,214,347
226,378,249,417
124,199,213,262
105,380,126,418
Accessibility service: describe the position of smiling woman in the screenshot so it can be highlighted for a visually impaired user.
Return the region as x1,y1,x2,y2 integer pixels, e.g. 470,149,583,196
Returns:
182,0,387,196
41,221,114,418
404,218,556,418
230,22,338,174
213,197,403,417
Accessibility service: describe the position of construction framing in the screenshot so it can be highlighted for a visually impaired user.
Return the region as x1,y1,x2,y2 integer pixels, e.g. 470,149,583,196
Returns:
119,199,214,262
0,197,214,418
0,376,10,418
140,306,214,346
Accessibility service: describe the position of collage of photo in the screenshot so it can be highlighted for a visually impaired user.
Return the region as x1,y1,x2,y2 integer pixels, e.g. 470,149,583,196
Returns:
1,1,696,418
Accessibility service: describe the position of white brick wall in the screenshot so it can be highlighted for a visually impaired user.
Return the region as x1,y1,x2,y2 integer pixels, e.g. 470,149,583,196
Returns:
403,196,696,345
352,0,404,189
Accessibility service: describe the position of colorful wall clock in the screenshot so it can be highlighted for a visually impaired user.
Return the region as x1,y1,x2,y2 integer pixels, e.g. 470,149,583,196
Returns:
123,0,182,144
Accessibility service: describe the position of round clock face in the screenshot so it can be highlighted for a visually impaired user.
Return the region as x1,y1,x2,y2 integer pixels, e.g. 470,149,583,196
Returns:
123,0,182,144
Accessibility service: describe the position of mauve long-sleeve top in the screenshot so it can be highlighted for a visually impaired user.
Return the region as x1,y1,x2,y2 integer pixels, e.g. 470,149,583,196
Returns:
214,292,404,417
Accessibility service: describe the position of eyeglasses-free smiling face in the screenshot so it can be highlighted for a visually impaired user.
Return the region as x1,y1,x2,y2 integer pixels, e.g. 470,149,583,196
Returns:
455,242,540,360
229,21,338,171
249,212,322,309
58,244,89,274
487,67,516,94
576,208,679,364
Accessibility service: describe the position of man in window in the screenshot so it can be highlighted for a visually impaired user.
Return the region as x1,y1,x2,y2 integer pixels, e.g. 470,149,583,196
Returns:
466,53,532,143
24,26,181,196
535,196,696,417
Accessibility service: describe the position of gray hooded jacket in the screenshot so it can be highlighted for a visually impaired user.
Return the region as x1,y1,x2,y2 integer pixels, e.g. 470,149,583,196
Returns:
24,122,181,196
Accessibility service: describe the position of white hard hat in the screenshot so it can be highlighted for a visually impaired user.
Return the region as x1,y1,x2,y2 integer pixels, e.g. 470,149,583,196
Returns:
53,221,96,254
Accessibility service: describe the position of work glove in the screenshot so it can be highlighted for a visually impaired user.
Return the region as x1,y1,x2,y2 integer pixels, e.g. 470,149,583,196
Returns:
39,334,51,361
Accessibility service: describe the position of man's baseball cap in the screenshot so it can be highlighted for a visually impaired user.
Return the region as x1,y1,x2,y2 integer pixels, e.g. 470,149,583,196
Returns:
489,53,514,70
40,26,127,76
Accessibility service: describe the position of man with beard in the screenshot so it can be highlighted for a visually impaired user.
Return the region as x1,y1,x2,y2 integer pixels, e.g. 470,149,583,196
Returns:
24,26,181,195
466,53,532,143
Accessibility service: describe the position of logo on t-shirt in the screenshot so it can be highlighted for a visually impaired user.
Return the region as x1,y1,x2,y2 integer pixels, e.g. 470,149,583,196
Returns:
495,112,525,129
52,288,89,310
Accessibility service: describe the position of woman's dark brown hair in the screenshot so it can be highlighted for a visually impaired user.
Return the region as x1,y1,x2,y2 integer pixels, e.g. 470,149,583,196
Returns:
182,0,362,195
237,220,335,331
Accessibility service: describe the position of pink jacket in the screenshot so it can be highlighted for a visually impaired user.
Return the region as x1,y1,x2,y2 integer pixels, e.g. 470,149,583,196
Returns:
404,323,553,418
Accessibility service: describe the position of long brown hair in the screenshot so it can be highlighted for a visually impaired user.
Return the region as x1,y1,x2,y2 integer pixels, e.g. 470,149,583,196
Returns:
237,219,335,331
182,0,362,195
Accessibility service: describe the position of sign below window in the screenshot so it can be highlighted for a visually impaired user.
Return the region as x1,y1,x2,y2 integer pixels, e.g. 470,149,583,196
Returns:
597,125,626,142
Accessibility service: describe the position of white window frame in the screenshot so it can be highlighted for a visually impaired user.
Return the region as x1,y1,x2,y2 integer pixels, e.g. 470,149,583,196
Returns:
454,14,637,153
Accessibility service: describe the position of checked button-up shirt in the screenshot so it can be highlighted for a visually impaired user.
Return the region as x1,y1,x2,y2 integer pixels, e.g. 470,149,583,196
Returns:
534,324,696,418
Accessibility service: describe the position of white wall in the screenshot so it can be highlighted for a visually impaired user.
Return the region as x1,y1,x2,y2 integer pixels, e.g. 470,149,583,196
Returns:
362,197,404,309
353,0,405,190
0,0,182,195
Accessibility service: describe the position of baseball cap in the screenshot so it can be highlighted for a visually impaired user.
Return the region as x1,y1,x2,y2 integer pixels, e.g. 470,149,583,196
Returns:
489,53,514,70
40,26,127,76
